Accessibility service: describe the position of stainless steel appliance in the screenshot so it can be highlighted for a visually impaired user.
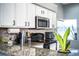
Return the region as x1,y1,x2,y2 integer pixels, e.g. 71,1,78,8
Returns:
35,16,50,29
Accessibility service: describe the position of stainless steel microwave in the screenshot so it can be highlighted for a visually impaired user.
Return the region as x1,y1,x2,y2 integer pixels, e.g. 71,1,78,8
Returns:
35,16,50,29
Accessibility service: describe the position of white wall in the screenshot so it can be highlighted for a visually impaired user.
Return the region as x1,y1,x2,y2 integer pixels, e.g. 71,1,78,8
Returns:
56,4,64,20
63,4,79,49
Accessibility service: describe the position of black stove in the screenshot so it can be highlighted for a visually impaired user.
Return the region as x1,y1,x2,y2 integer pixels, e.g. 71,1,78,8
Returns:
31,33,44,42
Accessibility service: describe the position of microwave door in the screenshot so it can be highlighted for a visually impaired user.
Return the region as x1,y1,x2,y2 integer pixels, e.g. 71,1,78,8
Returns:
42,20,47,27
38,19,47,28
38,19,43,27
35,16,49,29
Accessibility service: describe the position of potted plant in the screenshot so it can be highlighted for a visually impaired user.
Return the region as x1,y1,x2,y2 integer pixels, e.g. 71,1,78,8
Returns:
54,27,71,53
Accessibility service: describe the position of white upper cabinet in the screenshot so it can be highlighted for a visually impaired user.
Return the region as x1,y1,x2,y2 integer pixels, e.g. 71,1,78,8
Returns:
47,10,53,28
47,10,56,29
0,3,56,29
0,3,35,28
35,5,47,17
15,3,28,27
27,4,35,28
0,3,15,27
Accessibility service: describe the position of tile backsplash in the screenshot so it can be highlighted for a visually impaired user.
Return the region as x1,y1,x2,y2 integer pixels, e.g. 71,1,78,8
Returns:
0,28,16,41
0,28,54,40
20,29,54,34
0,28,8,36
0,28,54,35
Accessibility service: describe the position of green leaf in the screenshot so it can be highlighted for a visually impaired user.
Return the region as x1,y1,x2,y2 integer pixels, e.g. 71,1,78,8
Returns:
54,32,64,49
63,27,70,50
54,27,71,52
66,41,70,50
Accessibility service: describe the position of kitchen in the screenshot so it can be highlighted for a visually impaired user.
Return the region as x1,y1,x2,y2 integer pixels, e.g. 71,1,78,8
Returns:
0,3,78,56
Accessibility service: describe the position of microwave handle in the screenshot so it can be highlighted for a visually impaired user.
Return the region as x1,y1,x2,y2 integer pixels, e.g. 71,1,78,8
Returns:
13,20,15,26
48,20,50,27
28,22,30,26
41,10,45,14
25,21,27,26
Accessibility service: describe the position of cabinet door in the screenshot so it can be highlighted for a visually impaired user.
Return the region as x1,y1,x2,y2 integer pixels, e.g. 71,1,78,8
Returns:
48,10,56,29
52,12,56,29
47,10,53,28
36,5,47,17
15,3,28,27
0,3,15,27
27,4,35,28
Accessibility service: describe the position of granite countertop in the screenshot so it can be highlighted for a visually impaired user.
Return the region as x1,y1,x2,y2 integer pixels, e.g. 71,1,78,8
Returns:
0,45,79,56
0,45,57,56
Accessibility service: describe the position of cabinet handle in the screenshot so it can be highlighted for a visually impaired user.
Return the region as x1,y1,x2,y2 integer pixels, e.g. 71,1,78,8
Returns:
25,21,27,26
42,10,45,14
28,22,30,26
41,10,42,14
41,10,45,14
13,20,15,26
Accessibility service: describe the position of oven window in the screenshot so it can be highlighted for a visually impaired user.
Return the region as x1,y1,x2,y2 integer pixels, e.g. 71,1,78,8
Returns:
38,19,47,27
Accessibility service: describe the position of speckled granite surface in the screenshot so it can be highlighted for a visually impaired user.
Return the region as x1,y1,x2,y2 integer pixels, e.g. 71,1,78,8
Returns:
0,45,57,56
0,45,79,56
